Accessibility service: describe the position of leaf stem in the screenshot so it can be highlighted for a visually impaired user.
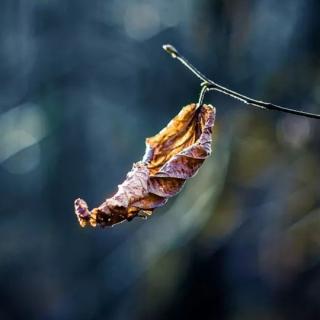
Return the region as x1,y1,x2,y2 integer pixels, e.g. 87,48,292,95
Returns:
162,44,320,120
197,84,209,107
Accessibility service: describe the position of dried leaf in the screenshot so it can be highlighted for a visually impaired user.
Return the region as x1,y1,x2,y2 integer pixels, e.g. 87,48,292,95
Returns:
74,103,216,228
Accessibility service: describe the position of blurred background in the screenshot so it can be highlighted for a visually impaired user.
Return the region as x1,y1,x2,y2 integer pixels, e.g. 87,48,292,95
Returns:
0,0,320,319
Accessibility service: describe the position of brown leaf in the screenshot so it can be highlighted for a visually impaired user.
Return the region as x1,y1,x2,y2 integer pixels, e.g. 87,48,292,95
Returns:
74,103,216,228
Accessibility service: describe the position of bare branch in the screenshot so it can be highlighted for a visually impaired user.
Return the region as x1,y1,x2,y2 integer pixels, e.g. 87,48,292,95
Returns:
163,44,320,120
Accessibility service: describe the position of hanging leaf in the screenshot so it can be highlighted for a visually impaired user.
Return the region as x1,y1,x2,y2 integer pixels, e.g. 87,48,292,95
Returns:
74,103,216,228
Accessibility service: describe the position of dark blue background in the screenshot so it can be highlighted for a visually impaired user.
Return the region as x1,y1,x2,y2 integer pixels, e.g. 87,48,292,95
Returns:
0,0,319,319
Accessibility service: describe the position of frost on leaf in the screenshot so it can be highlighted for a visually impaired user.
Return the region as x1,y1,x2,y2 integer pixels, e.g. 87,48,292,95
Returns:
74,103,216,228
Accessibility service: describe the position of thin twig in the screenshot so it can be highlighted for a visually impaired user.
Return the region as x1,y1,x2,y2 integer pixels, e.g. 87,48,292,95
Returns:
163,44,320,120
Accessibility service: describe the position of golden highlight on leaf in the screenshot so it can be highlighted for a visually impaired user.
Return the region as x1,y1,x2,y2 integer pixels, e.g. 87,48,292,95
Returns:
74,103,216,228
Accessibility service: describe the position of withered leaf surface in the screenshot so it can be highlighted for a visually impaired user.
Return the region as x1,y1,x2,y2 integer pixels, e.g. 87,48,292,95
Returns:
74,103,216,228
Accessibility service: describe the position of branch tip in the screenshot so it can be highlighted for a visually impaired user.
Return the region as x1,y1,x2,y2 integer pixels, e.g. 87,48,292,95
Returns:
162,44,179,58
